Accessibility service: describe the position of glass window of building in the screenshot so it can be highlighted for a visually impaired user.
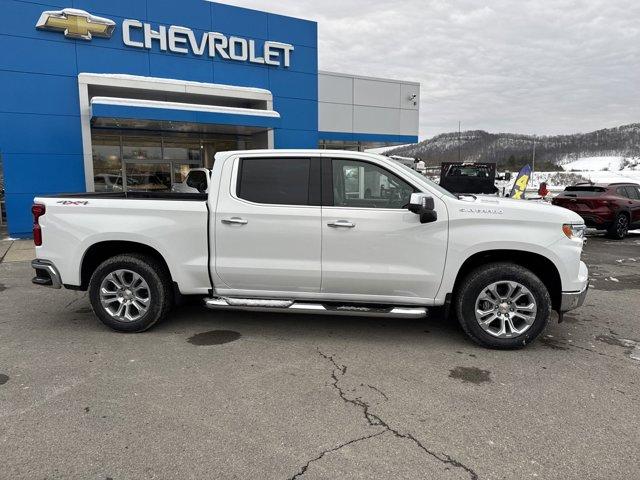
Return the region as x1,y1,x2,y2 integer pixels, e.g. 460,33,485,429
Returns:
163,135,202,183
92,133,123,192
91,128,255,193
318,140,406,152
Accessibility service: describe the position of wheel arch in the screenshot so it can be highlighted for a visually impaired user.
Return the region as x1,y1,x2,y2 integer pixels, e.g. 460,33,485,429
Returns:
451,249,562,311
612,207,631,218
78,241,173,291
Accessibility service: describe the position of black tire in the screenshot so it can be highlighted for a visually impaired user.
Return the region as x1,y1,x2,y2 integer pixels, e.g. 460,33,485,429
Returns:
88,254,173,332
454,262,552,349
607,213,629,240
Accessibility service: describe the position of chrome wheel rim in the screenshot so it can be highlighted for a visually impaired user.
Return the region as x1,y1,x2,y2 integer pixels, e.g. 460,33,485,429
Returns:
617,215,628,237
99,269,150,322
474,281,537,338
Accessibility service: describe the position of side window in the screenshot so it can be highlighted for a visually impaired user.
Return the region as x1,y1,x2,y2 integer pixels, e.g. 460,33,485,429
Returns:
332,159,415,209
624,186,640,200
616,187,629,198
237,158,311,206
186,170,207,190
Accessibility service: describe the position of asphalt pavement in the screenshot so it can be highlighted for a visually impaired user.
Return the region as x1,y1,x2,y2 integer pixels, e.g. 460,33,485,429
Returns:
1,232,639,479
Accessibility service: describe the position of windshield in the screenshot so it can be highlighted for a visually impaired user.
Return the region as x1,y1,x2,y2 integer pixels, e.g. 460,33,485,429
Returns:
393,160,457,199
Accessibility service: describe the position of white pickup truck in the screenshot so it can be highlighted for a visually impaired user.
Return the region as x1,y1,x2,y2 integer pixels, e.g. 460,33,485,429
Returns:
31,150,588,348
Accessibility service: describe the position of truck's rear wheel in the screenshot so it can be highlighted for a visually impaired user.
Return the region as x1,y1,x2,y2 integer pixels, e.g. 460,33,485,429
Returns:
88,254,173,332
455,263,551,349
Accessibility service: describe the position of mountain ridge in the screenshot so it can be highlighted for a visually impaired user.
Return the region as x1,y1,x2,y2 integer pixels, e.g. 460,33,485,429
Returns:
387,123,640,169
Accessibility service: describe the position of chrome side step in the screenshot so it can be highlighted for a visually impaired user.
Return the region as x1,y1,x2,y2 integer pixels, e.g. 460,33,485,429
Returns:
204,297,427,318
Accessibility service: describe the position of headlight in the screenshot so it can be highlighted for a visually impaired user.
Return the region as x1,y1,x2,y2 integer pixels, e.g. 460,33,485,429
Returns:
562,223,586,239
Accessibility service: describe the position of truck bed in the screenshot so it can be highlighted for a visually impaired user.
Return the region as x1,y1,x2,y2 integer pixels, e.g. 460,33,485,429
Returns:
46,191,208,201
34,191,210,294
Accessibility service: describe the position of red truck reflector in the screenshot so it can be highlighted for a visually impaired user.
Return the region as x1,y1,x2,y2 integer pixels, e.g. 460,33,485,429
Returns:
32,203,46,246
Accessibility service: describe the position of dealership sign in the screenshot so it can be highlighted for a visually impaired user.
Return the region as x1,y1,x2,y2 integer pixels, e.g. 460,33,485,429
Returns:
36,8,294,68
36,8,116,40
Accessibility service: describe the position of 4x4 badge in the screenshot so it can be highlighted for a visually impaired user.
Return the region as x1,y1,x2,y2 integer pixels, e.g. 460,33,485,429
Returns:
57,200,89,206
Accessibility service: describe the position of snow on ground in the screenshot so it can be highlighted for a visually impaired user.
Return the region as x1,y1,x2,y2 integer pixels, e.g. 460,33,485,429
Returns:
562,156,624,171
578,170,640,185
417,153,640,194
561,156,640,172
517,156,640,192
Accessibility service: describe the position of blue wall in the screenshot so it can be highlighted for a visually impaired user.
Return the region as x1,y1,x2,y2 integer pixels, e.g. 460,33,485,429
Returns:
0,0,318,236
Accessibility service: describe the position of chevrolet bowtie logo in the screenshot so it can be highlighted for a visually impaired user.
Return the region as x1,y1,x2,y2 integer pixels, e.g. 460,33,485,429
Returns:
36,8,115,40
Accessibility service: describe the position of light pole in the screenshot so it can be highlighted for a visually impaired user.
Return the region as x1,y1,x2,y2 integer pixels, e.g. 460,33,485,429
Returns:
532,136,536,185
458,121,461,163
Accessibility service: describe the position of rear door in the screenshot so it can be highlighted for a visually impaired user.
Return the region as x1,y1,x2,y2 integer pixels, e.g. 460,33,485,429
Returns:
553,186,605,212
624,186,640,224
214,155,322,293
320,156,448,302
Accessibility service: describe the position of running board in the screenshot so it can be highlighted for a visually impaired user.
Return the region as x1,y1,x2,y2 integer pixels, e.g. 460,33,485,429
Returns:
204,297,427,318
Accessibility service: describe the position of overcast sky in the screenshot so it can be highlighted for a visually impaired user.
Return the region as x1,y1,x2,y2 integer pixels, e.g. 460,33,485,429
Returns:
222,0,639,139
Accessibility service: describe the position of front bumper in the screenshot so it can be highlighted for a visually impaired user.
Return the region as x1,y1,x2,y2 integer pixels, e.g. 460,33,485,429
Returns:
560,283,588,312
31,259,62,289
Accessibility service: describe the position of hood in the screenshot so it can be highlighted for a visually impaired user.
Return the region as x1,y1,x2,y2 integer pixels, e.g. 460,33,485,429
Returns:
453,194,585,224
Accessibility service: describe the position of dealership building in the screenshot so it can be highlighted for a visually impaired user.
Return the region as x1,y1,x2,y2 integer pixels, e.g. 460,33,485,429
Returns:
1,0,420,237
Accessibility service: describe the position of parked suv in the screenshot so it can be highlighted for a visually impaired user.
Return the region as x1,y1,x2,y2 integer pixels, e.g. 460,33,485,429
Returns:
552,182,640,239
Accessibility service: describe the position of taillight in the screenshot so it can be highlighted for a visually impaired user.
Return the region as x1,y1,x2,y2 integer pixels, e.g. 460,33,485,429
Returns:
32,203,46,246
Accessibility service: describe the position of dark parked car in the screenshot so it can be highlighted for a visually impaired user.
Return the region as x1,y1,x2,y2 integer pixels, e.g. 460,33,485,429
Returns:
552,182,640,239
439,162,502,194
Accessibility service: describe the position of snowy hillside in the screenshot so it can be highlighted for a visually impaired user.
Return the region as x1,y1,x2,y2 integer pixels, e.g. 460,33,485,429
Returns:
561,156,640,172
387,123,640,168
500,156,640,193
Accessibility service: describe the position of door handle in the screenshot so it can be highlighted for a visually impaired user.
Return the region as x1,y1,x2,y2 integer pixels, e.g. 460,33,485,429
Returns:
221,217,248,225
327,220,356,228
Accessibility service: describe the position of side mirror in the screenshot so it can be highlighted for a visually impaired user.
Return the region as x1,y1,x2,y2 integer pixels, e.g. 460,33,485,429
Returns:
408,193,437,224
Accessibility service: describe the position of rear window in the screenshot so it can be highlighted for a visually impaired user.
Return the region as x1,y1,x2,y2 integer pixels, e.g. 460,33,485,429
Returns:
562,186,605,197
626,186,640,200
616,187,629,198
237,158,311,206
445,165,491,177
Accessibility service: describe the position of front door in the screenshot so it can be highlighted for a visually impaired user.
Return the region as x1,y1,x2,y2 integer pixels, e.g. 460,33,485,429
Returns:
214,155,322,294
321,157,448,302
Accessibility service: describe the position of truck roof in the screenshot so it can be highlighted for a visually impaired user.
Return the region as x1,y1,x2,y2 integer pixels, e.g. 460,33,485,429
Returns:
214,149,387,162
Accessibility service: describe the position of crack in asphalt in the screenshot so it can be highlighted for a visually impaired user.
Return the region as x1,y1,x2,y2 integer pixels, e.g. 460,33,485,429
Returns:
286,349,479,480
365,383,389,401
542,336,624,360
0,241,13,264
288,430,386,480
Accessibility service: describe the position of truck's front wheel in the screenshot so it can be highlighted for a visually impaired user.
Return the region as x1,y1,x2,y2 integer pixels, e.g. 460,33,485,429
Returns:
88,254,173,332
455,263,551,348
